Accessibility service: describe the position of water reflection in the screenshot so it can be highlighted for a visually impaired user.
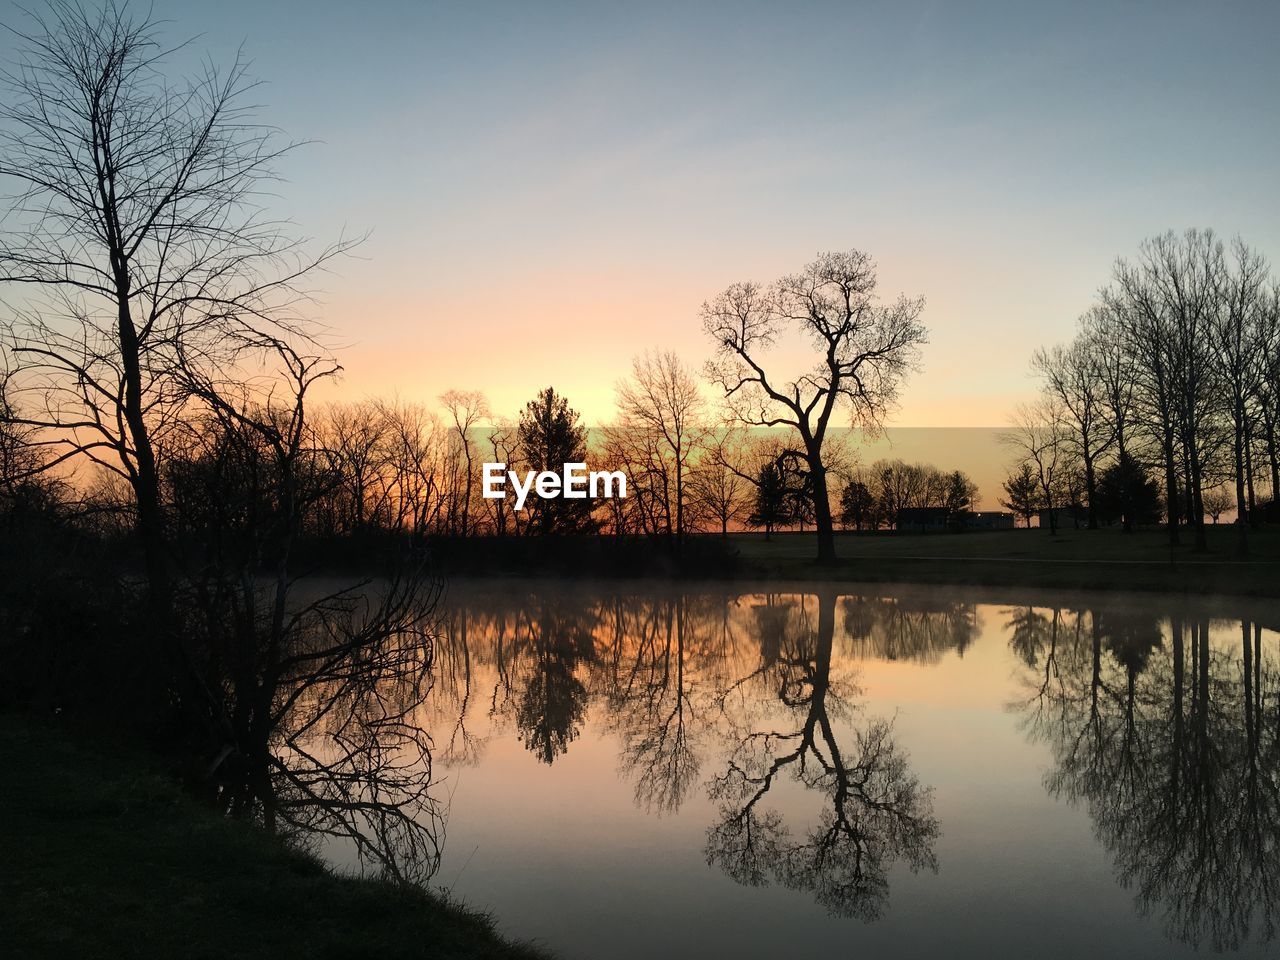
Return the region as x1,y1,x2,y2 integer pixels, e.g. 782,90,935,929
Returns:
427,586,982,919
210,573,446,886
417,583,1279,954
705,588,939,921
1012,605,1280,952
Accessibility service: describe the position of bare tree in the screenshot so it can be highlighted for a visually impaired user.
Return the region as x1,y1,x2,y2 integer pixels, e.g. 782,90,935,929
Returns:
687,428,753,536
1110,232,1222,551
1084,298,1140,464
1033,332,1113,528
1259,283,1280,504
0,1,355,616
702,250,927,564
438,389,489,537
1209,237,1269,552
321,403,392,532
1201,485,1233,524
0,362,49,496
1107,271,1183,545
374,398,447,536
483,416,522,536
613,350,708,543
172,337,444,882
1003,398,1071,534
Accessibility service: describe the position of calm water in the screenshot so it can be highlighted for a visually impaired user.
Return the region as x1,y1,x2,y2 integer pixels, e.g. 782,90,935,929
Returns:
323,580,1280,959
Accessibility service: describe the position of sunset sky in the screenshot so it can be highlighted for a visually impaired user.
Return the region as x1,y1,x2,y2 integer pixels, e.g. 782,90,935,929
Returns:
6,0,1279,427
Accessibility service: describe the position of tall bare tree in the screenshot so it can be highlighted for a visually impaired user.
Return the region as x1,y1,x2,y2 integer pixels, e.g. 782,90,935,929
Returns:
1260,283,1280,504
1002,398,1071,534
0,1,354,613
702,250,927,564
614,350,707,543
438,389,489,537
687,428,752,536
1111,233,1220,549
1209,237,1269,553
1033,331,1113,528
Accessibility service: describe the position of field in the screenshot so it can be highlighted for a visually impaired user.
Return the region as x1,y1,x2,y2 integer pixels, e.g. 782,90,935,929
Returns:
723,525,1280,596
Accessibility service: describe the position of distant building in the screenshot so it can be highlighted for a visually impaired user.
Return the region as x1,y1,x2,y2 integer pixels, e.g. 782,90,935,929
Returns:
896,507,950,532
967,511,1015,530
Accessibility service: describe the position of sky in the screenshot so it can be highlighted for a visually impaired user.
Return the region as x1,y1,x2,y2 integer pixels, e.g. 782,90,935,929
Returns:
4,0,1279,427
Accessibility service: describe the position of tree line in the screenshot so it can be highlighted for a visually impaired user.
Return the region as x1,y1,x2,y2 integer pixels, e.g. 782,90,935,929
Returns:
1006,229,1279,547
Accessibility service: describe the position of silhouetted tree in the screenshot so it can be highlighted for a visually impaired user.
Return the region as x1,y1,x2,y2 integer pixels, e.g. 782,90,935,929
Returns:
1000,462,1041,528
942,470,979,525
1003,398,1071,533
839,478,875,530
687,432,752,536
0,365,66,514
0,2,354,629
749,460,791,539
439,389,489,537
1208,238,1270,553
613,351,707,543
1096,452,1162,532
1112,230,1224,552
1201,485,1233,523
703,250,927,564
1033,332,1114,528
517,387,597,535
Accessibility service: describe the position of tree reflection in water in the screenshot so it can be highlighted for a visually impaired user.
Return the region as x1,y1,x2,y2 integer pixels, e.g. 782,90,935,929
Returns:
515,597,597,764
209,570,448,887
705,588,940,920
1013,605,1280,952
425,584,1280,943
429,585,969,920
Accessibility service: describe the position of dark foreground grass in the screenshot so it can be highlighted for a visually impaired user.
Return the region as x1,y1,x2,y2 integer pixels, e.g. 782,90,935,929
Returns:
0,713,552,960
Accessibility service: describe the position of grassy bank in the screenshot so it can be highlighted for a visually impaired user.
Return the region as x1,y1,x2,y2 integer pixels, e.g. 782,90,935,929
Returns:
0,713,550,960
727,526,1280,596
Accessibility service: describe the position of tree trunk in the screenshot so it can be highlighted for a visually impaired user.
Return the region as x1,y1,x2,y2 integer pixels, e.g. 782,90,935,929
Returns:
1187,435,1208,553
1084,452,1098,530
808,449,837,565
1243,415,1258,521
1161,422,1180,546
1042,478,1058,535
1264,407,1280,505
1233,415,1249,555
675,459,684,548
116,283,171,618
1182,451,1196,538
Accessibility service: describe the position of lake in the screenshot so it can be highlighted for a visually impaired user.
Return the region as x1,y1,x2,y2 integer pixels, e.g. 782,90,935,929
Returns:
321,580,1280,959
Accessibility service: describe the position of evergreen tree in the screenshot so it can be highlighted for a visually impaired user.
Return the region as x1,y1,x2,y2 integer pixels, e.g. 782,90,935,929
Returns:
1001,462,1041,528
840,479,875,530
517,387,598,535
943,470,979,525
1095,452,1162,533
749,461,791,540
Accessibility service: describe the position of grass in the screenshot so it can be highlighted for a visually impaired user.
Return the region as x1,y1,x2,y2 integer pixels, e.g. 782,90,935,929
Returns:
722,525,1280,596
0,712,552,960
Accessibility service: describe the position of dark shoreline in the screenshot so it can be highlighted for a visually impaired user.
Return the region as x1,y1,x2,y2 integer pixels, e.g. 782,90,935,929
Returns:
0,712,552,960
